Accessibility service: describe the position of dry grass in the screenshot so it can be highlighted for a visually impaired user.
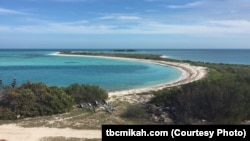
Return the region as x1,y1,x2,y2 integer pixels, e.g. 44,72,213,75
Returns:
0,93,164,141
0,97,158,130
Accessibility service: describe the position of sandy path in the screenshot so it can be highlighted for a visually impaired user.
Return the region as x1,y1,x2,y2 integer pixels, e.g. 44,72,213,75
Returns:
0,124,101,141
0,53,207,141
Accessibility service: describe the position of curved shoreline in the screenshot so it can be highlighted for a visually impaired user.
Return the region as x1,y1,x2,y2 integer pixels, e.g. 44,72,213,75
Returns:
51,52,207,97
0,53,207,141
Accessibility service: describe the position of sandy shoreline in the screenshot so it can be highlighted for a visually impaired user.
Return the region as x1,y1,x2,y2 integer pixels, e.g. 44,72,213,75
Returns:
0,52,207,141
51,52,207,97
108,60,206,96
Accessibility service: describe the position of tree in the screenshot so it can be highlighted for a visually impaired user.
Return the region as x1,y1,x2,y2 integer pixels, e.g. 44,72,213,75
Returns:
149,64,250,124
0,82,74,119
64,83,108,104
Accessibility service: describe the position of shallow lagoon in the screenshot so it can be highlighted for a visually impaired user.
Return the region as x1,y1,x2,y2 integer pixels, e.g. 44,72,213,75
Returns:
0,50,182,91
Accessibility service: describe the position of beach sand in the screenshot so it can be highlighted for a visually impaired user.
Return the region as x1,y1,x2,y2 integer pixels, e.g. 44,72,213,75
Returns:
0,53,207,141
52,52,207,97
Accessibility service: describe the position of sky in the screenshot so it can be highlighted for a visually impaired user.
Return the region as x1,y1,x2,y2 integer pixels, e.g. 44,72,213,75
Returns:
0,0,250,49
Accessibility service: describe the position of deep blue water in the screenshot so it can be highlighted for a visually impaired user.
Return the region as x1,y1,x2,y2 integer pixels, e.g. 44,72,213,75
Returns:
77,49,250,65
143,49,250,65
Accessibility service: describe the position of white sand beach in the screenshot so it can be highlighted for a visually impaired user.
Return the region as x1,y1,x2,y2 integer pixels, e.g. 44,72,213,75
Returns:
52,52,207,97
108,60,207,96
0,53,207,141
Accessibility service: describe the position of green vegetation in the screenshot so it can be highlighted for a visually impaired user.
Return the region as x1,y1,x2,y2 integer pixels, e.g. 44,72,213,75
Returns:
59,51,163,60
0,82,73,120
0,82,108,120
112,49,137,52
150,63,250,124
121,104,148,119
60,51,250,124
64,83,108,104
1,51,250,125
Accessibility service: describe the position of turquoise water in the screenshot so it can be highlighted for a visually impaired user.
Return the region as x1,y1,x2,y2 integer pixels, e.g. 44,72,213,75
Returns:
0,50,182,91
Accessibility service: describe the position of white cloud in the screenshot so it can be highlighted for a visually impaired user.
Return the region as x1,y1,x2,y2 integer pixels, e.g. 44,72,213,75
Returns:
60,20,89,25
1,19,250,35
207,20,250,33
0,8,27,15
209,20,250,27
99,15,142,21
166,1,202,9
161,0,250,23
99,16,115,20
0,22,115,34
0,26,10,31
117,16,141,20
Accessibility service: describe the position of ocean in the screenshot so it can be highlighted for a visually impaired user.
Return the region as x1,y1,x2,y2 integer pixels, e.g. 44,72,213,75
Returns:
0,49,249,91
81,49,250,65
0,49,181,91
142,49,250,65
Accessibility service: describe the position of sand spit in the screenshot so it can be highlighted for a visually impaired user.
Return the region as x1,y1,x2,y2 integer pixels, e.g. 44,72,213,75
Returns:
51,52,207,97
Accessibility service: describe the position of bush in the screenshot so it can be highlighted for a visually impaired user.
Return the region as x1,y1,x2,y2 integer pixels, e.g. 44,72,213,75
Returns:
0,82,74,119
64,83,108,104
150,64,250,124
122,104,148,119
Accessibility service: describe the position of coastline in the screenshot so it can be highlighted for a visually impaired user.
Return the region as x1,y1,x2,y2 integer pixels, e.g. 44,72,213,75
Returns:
51,52,207,97
0,52,207,141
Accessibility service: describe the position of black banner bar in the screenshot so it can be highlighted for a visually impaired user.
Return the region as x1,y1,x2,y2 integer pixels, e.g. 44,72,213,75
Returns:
102,125,250,141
